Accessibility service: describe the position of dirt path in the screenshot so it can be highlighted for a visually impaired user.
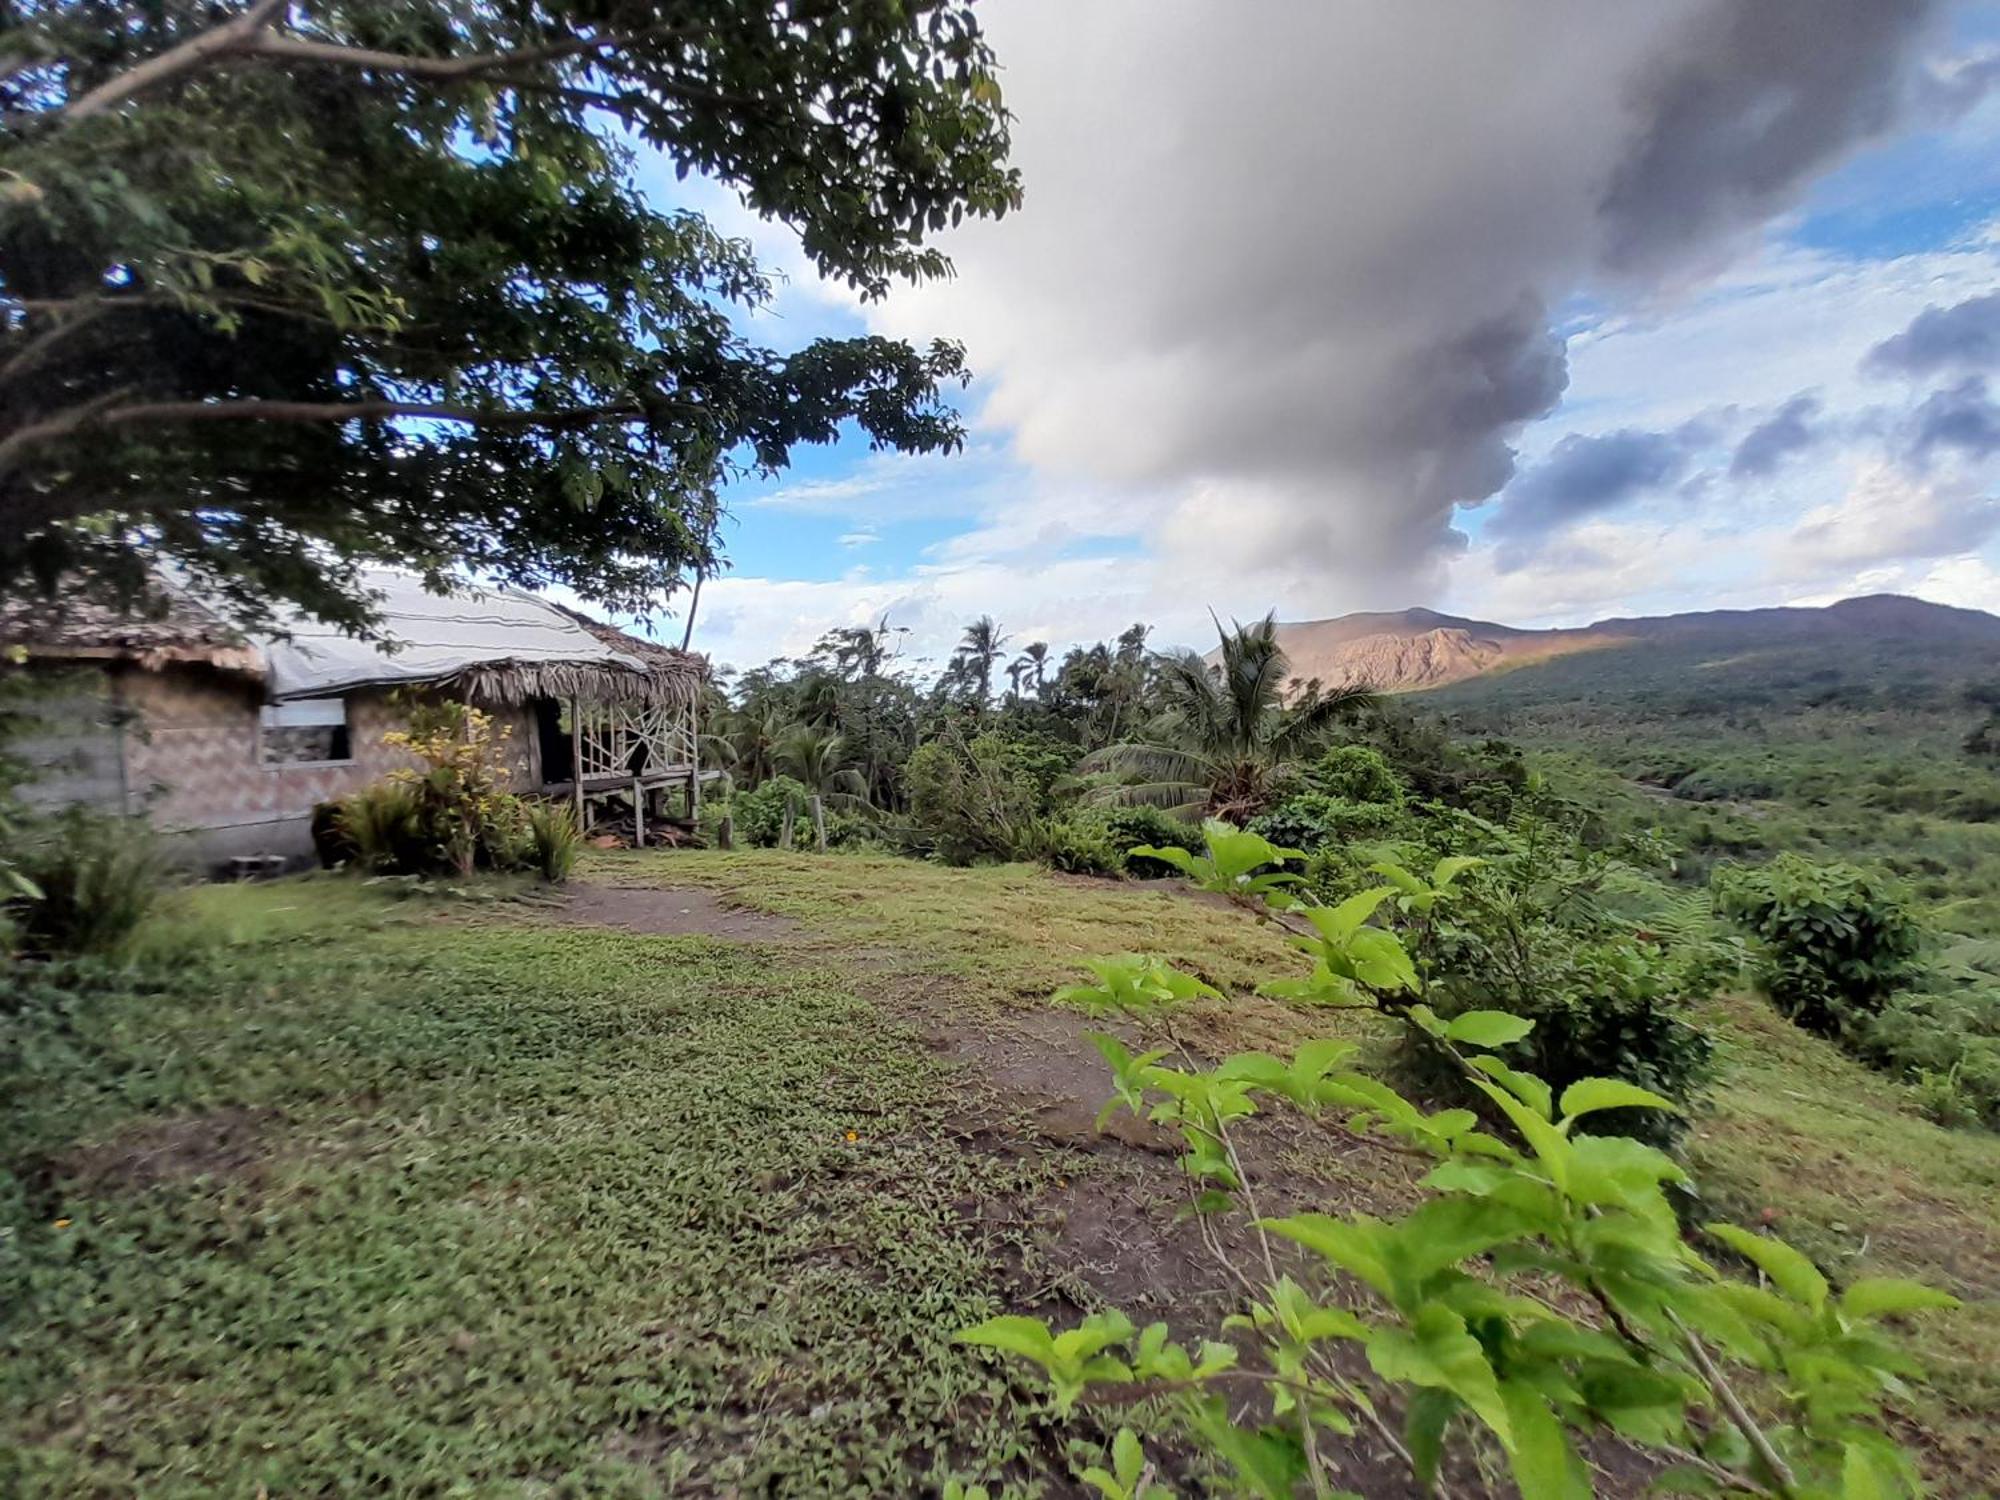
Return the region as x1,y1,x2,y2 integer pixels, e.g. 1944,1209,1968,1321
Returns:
549,881,805,940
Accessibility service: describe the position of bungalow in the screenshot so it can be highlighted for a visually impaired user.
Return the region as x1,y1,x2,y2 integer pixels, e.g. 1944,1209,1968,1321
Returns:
1,568,709,868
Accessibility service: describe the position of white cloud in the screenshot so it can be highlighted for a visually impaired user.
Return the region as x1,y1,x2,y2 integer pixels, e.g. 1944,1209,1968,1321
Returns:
743,445,1006,520
1785,550,2000,608
1787,458,2000,569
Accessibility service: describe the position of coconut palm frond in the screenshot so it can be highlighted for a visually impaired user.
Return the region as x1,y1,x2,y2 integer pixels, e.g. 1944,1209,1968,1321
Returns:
1077,742,1214,785
1081,779,1209,817
1271,680,1382,754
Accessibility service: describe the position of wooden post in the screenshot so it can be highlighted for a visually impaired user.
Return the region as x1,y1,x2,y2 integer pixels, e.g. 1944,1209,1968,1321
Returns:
686,696,702,820
778,798,795,850
717,810,734,851
632,775,646,848
810,794,827,852
568,697,584,828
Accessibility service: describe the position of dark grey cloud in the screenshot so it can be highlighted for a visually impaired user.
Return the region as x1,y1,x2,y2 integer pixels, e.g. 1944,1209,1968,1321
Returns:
1599,0,1939,277
1866,291,2000,378
1912,376,2000,459
1731,394,1825,479
1488,427,1705,568
885,0,1958,601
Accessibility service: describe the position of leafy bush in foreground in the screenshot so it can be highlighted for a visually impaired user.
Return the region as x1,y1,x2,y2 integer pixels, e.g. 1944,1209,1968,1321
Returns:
10,808,166,957
1715,855,1924,1036
966,822,1957,1500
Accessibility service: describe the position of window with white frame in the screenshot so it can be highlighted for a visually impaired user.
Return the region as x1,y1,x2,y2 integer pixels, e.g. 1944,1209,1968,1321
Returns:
259,697,352,765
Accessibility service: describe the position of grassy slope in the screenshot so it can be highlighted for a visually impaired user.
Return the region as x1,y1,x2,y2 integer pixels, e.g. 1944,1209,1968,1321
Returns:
619,852,2000,1486
4,855,1996,1493
1,879,1067,1497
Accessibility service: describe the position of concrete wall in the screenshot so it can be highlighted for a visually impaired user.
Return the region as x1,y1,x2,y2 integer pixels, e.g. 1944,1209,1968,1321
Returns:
104,669,539,869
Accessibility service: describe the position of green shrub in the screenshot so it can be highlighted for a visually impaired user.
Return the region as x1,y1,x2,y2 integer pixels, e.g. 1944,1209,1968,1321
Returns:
986,822,1956,1498
1098,805,1202,878
12,808,167,957
820,808,877,850
335,781,426,873
525,801,583,883
1303,743,1405,805
1249,792,1406,853
732,775,811,847
1017,812,1125,877
1414,929,1716,1147
1391,810,1723,1146
1855,987,2000,1129
381,698,525,877
1715,855,1924,1035
905,732,1041,865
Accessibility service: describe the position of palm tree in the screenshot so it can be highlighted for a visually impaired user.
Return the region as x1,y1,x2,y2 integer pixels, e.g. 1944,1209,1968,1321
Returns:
957,615,1008,704
722,704,787,789
822,616,902,680
1104,622,1152,743
1079,613,1377,822
1003,656,1030,701
774,726,872,810
1017,641,1051,698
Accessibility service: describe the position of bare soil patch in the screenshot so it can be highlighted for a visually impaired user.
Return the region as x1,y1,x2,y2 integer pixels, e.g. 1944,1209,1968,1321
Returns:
55,1106,282,1192
551,882,805,940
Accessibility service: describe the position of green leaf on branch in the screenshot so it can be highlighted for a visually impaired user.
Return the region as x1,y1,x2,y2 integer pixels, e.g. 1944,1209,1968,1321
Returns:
1840,1277,1959,1322
1365,1305,1512,1447
1468,1055,1554,1120
1705,1224,1829,1313
1557,1077,1679,1122
1444,1010,1534,1049
1302,886,1397,943
958,1315,1057,1365
1499,1381,1589,1499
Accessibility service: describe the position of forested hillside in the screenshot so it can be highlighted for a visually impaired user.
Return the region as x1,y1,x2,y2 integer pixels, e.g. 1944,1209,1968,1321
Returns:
1422,597,2000,935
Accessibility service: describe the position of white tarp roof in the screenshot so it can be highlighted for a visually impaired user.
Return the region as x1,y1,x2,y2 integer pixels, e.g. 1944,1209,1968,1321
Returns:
256,568,650,702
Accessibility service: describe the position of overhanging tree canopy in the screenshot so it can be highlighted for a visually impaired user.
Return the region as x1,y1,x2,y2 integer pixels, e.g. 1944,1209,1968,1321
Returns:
0,0,1018,629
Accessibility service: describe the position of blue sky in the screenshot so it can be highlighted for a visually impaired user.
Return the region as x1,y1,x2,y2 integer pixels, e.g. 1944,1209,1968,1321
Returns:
626,3,2000,674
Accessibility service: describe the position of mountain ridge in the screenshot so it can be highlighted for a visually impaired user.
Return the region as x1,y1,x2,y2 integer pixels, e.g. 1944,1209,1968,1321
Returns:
1263,593,2000,694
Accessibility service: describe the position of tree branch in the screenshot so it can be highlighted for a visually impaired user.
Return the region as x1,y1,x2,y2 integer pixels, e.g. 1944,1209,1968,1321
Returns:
96,397,655,428
233,24,687,83
51,7,695,127
1666,1308,1799,1499
0,395,685,476
61,0,285,123
0,300,114,387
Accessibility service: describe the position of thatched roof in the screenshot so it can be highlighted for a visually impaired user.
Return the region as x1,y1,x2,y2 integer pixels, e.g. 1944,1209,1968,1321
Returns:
0,583,264,679
1,568,707,709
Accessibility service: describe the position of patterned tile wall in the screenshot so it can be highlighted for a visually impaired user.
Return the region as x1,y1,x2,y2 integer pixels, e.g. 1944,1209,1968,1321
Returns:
121,672,539,836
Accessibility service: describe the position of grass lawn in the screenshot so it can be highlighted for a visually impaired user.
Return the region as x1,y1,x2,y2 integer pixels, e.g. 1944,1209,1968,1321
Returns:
4,852,1997,1495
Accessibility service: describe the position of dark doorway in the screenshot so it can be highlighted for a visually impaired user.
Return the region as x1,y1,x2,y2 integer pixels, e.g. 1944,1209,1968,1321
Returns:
535,697,572,783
